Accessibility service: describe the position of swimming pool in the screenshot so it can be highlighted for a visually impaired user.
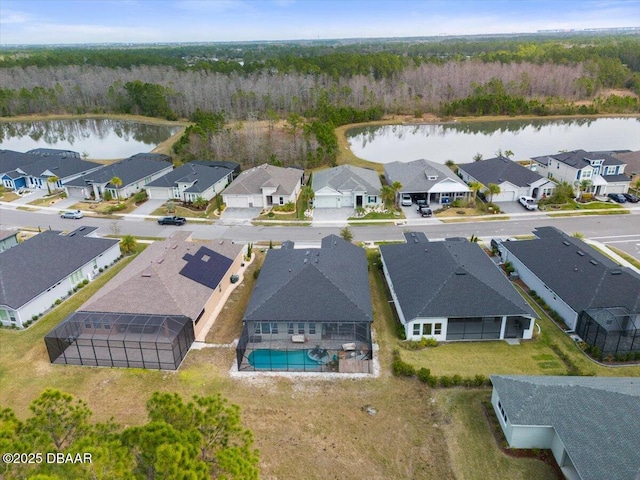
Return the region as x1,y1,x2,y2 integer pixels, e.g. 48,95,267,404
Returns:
248,349,323,370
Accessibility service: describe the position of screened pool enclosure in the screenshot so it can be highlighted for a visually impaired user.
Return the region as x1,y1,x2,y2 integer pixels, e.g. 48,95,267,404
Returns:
45,312,194,370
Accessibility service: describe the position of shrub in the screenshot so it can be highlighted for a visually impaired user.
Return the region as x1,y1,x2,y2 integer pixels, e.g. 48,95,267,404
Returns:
439,376,452,387
395,322,406,340
134,191,147,203
77,283,84,289
103,190,113,201
54,299,61,305
99,268,103,273
417,367,432,383
451,374,463,386
391,349,416,377
32,315,38,321
82,279,89,285
474,374,487,386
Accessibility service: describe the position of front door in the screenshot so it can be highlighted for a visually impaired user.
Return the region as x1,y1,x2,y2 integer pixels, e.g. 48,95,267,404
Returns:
356,195,363,207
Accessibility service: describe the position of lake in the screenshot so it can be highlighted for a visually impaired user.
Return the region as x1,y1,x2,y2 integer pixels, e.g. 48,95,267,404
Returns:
347,117,640,164
0,118,182,160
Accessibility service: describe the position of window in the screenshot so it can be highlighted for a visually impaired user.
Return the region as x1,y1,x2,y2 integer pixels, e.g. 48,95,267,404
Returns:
604,166,616,175
271,323,278,334
582,169,592,179
413,324,421,336
367,196,376,203
298,323,305,334
287,323,294,334
497,400,508,423
309,323,316,335
70,269,84,285
423,324,432,335
279,197,284,205
0,310,8,322
434,323,442,335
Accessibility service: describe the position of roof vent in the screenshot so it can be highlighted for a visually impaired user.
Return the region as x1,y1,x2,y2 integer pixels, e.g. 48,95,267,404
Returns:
577,251,585,256
562,241,570,246
306,250,310,255
589,260,598,266
141,273,151,277
315,258,318,263
611,270,622,275
414,239,419,243
157,258,164,264
303,258,308,264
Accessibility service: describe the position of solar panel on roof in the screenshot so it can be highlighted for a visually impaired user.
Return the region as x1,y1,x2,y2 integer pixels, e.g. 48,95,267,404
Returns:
179,246,233,289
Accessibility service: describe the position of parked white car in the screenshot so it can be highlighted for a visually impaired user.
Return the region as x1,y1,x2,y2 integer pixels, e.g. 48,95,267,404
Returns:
518,196,538,211
401,193,412,206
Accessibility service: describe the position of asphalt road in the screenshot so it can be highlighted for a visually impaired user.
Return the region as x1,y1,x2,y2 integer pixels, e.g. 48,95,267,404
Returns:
2,207,639,259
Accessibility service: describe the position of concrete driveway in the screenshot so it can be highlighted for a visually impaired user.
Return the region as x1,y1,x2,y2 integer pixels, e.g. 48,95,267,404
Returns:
220,207,262,225
496,201,531,214
131,199,165,216
312,208,353,225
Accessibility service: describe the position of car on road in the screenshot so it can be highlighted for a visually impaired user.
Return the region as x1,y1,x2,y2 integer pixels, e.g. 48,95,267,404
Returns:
607,193,627,203
60,210,83,219
401,193,412,206
157,215,186,225
622,193,639,203
518,196,538,211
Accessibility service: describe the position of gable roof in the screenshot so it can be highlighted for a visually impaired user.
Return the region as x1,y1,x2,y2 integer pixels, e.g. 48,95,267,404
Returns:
613,150,640,174
17,156,103,180
243,235,372,324
0,229,119,310
501,227,640,314
380,235,535,320
27,148,80,158
458,156,545,187
1,149,43,175
491,375,640,480
312,165,382,195
384,159,469,193
532,149,623,169
223,163,301,196
146,162,233,193
65,155,172,188
80,232,242,321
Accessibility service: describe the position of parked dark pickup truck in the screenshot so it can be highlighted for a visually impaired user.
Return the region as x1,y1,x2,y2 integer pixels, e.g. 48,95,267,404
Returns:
157,216,186,225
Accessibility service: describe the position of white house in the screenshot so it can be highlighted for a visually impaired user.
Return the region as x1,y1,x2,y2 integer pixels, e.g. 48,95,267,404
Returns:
531,149,630,195
222,163,303,208
380,233,536,342
312,164,383,209
458,156,556,202
146,162,234,202
0,227,120,328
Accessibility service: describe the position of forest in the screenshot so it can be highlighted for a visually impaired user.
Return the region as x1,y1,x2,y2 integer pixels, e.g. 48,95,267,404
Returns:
1,34,638,167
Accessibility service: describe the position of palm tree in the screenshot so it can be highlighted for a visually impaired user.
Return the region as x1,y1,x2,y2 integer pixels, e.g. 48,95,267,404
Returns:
119,235,137,255
486,183,501,203
504,149,514,159
473,152,483,162
380,185,395,208
340,226,353,242
109,176,123,201
46,175,59,195
579,179,592,201
391,181,403,208
634,178,640,194
468,181,483,205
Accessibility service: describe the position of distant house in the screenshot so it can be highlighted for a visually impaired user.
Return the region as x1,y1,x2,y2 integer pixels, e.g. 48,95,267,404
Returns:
195,160,241,180
384,159,470,205
531,149,630,195
0,227,120,328
146,162,234,202
64,154,173,200
45,232,245,370
380,232,536,341
0,228,19,253
28,148,81,159
490,375,640,480
458,156,555,202
312,164,383,209
0,149,102,192
613,150,640,186
222,163,303,208
236,235,373,373
498,226,640,357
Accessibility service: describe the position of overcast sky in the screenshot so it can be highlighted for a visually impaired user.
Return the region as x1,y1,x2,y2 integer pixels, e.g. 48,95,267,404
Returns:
1,0,639,46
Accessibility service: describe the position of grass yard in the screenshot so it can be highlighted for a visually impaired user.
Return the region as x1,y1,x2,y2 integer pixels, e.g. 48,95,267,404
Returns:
70,198,139,215
607,246,640,269
0,191,20,202
348,210,404,221
548,210,629,217
440,215,510,223
150,203,217,219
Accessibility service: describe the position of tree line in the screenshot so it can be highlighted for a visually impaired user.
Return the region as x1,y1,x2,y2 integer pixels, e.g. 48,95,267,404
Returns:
0,389,259,480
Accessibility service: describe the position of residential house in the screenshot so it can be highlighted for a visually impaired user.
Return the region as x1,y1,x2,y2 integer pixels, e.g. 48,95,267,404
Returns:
222,163,303,208
64,154,173,200
312,164,383,209
531,149,630,195
490,375,640,480
28,148,81,159
146,162,234,202
380,232,536,341
236,235,373,372
196,160,241,180
458,156,555,202
1,149,102,192
45,232,245,370
0,228,19,253
613,150,640,186
0,227,120,328
384,159,471,205
498,226,640,356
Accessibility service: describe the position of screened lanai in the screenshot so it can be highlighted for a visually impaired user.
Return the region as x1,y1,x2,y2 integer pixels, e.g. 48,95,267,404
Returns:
45,311,194,370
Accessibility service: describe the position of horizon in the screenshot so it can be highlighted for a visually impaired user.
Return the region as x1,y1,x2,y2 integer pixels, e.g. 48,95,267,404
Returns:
1,0,639,47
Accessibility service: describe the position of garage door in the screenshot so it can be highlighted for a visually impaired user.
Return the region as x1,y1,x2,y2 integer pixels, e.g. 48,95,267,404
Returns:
493,191,516,202
224,195,249,208
314,196,340,208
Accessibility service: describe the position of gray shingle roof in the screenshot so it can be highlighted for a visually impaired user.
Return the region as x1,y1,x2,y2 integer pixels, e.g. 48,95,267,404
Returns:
65,155,172,188
491,375,640,480
27,148,80,158
613,150,640,174
223,163,301,196
1,150,44,175
81,232,242,321
501,227,640,314
243,235,373,324
0,230,119,309
384,159,469,193
458,156,545,187
146,162,232,193
532,149,623,168
312,165,382,195
18,156,103,180
380,235,535,321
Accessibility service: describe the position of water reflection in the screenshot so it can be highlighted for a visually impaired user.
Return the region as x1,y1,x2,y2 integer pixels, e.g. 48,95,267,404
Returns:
348,117,640,164
0,119,181,159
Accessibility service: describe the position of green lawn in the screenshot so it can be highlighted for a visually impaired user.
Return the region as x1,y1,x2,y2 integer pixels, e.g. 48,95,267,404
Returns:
150,203,217,219
542,200,625,211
